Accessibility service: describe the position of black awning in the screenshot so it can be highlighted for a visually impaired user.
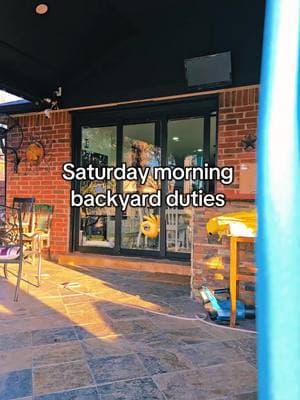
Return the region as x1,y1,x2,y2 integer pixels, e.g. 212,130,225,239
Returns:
0,0,265,111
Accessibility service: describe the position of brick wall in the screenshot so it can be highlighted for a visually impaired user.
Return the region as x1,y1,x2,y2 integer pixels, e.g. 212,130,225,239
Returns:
6,111,71,257
192,201,256,304
217,86,258,198
191,86,258,303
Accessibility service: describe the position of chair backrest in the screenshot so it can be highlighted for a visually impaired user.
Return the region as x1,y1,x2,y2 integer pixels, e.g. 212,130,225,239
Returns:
12,197,35,231
0,205,23,248
33,204,54,232
166,208,177,226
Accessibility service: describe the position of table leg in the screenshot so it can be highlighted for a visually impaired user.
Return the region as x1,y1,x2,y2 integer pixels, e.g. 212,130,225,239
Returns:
230,237,238,327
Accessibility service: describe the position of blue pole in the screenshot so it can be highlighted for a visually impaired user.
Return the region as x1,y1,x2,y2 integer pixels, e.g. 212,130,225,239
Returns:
257,0,300,399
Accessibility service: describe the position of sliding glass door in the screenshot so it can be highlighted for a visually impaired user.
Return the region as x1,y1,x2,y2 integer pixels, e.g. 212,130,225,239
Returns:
72,97,217,260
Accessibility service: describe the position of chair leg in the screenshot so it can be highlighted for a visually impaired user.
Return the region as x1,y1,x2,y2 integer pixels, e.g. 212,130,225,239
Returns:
3,263,8,279
32,252,36,267
14,258,23,302
45,237,51,260
37,251,42,286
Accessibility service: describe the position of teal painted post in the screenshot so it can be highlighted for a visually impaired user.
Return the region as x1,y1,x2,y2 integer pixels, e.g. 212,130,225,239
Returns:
257,0,300,399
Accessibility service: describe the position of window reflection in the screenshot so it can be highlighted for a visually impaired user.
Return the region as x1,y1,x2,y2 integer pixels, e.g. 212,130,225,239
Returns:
121,123,160,250
79,126,116,248
167,117,205,253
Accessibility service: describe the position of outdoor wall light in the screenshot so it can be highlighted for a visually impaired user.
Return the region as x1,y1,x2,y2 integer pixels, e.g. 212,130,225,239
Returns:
35,3,49,15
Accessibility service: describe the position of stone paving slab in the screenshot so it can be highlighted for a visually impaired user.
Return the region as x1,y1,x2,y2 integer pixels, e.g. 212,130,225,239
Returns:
0,369,32,400
32,342,85,367
80,335,132,359
175,340,248,368
87,354,147,385
34,387,99,400
136,348,191,375
153,361,257,400
32,327,77,347
0,348,32,374
0,331,32,351
33,361,94,396
98,377,164,400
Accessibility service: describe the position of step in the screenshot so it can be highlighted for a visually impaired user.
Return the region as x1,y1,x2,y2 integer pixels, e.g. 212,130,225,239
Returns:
58,252,191,276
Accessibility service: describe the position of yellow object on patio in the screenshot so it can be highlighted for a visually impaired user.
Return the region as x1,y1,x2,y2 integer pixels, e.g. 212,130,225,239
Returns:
206,209,257,238
140,214,160,239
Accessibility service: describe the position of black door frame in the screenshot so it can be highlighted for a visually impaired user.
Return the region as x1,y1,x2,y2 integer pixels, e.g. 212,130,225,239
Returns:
70,94,218,260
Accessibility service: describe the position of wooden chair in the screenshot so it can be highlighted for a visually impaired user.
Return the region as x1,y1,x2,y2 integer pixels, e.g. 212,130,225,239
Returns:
12,197,35,233
13,196,37,274
12,197,44,289
32,204,54,259
166,209,189,251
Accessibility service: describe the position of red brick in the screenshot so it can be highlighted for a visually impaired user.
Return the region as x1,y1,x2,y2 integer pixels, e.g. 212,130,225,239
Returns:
219,93,225,108
231,91,236,106
224,91,231,107
234,105,256,112
223,148,242,154
225,112,243,119
219,119,238,126
218,142,237,149
219,107,234,113
238,117,257,124
225,124,245,131
242,89,249,105
245,111,257,118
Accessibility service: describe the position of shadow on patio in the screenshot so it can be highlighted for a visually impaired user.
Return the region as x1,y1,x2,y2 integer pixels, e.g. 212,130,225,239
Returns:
0,260,257,400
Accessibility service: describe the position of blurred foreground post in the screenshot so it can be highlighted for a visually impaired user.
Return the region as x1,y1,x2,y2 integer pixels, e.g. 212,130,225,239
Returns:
257,0,300,399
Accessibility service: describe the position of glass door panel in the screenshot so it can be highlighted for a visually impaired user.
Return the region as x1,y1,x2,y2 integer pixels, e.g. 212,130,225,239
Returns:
166,117,205,253
121,122,161,251
79,126,117,248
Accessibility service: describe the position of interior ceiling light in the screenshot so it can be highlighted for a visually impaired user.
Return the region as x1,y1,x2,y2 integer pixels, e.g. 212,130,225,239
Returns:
35,3,48,15
172,137,180,142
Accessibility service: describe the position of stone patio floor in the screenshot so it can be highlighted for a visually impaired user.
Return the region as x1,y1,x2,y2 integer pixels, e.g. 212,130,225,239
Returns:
0,260,257,400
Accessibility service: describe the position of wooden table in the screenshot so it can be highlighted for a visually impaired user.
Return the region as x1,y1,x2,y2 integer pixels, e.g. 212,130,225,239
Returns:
230,236,256,327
